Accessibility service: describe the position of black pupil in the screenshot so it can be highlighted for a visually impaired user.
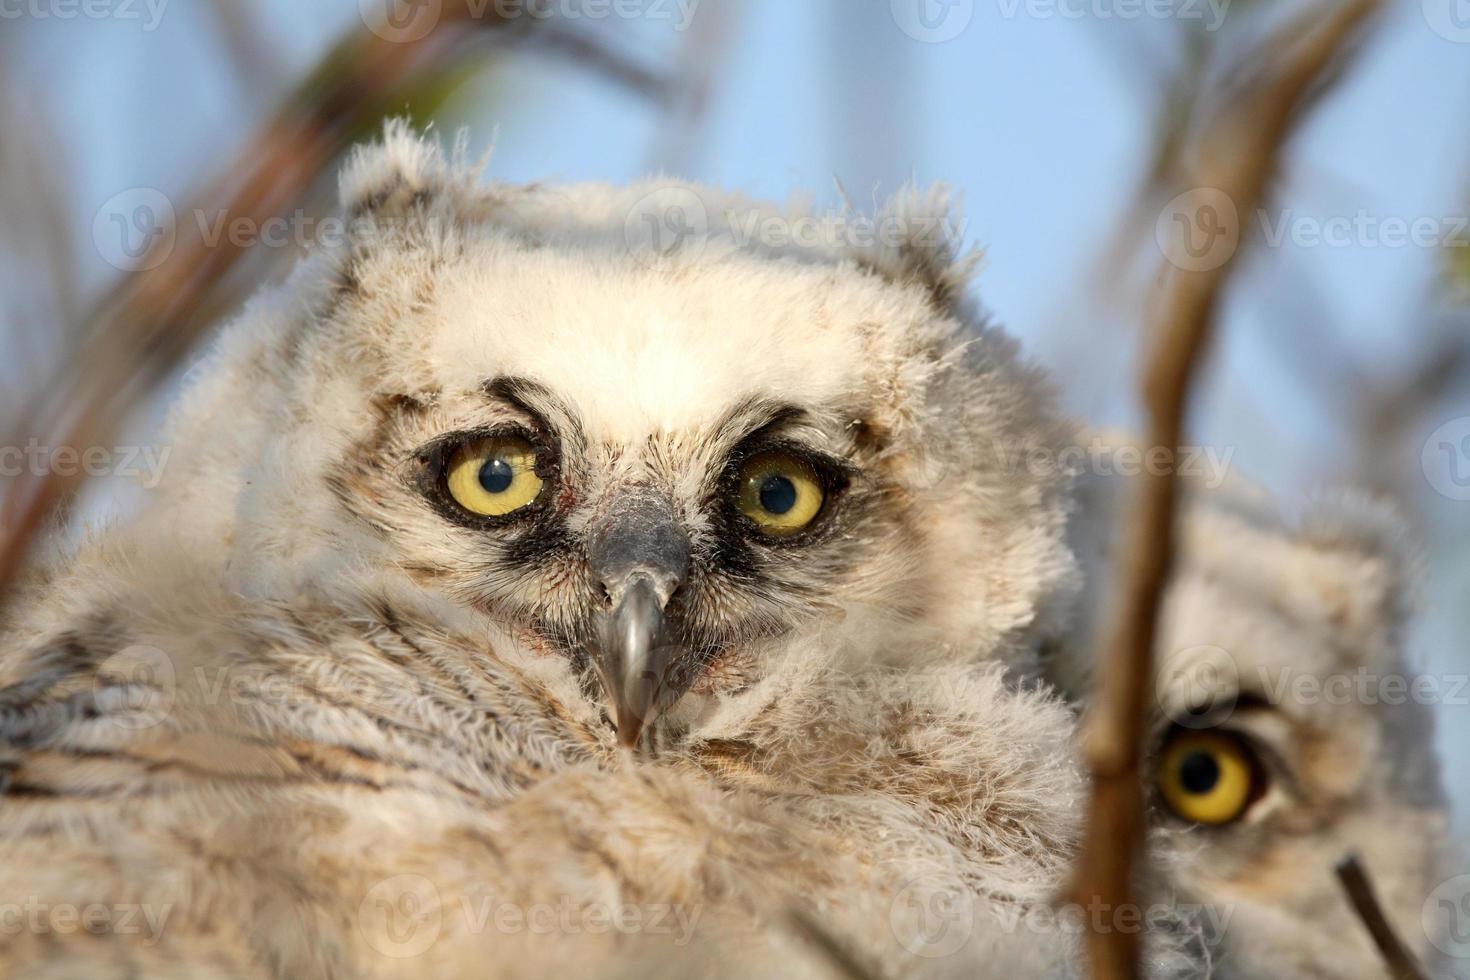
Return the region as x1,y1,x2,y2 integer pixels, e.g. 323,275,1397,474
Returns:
1179,751,1221,795
479,458,515,494
758,475,798,515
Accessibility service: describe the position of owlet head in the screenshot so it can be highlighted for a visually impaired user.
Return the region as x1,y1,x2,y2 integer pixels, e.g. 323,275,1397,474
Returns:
162,122,1077,749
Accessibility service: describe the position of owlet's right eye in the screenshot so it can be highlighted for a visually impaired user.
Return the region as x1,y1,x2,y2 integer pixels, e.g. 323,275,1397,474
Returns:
445,435,545,518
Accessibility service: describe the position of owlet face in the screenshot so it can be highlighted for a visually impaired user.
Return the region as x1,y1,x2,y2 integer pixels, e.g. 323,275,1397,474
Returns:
183,124,1075,749
1146,495,1448,979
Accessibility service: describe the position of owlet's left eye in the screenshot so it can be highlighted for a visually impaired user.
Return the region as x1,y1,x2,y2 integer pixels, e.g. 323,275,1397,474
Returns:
1156,730,1261,826
736,452,825,537
445,435,544,517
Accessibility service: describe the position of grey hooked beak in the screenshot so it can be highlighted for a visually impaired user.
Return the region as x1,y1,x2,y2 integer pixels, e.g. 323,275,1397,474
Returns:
588,493,690,751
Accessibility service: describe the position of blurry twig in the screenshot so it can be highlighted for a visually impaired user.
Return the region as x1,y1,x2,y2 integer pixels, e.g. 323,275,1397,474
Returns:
1065,1,1383,978
1335,856,1428,980
645,0,737,174
0,3,676,602
783,909,884,980
204,0,287,94
511,21,676,104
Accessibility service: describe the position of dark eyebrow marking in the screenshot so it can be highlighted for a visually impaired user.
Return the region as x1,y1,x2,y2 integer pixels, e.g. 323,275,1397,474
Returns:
482,376,587,459
711,398,819,451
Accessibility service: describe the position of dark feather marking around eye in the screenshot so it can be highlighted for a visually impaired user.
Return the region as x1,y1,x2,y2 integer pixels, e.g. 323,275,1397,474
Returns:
503,515,577,567
709,399,812,455
482,376,589,463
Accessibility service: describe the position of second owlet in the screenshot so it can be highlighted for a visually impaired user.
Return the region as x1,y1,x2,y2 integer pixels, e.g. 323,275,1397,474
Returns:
1050,445,1451,979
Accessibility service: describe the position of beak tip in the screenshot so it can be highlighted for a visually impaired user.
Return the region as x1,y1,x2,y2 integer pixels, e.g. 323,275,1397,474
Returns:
614,711,644,750
596,573,676,755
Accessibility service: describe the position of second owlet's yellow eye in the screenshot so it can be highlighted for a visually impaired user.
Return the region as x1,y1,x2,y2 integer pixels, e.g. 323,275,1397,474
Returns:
1157,731,1258,826
736,452,825,537
445,435,544,518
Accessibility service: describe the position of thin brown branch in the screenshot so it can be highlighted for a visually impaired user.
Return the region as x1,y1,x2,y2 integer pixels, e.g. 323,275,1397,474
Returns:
1335,855,1429,980
1065,1,1384,978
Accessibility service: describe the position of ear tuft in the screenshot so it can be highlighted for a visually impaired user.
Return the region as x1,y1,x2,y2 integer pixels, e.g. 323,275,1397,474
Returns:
843,182,982,313
1288,491,1419,646
337,118,482,220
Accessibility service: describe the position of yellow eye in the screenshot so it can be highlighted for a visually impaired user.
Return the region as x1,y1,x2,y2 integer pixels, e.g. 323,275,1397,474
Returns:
1157,731,1258,826
735,452,825,537
445,435,544,518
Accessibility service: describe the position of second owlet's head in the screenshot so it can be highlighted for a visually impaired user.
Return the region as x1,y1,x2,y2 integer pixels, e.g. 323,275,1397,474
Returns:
153,122,1078,749
1052,454,1450,978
